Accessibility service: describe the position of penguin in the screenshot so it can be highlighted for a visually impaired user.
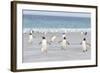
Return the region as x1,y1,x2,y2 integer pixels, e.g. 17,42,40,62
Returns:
40,37,48,54
59,37,70,50
81,32,87,36
28,32,33,44
84,32,87,36
82,38,87,52
51,35,56,42
31,30,34,34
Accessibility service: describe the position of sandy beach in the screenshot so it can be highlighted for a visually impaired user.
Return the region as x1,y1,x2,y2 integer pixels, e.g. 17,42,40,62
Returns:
22,31,91,63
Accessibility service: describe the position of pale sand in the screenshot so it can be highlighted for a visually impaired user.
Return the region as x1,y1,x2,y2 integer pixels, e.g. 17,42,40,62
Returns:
22,32,91,63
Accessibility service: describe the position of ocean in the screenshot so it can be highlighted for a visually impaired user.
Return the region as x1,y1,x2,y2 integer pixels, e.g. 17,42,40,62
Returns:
22,10,91,33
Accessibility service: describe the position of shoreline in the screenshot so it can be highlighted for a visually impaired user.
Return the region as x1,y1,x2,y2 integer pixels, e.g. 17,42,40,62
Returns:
23,28,91,33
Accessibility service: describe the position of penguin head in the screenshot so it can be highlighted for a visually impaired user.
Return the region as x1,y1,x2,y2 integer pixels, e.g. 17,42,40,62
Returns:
29,33,32,35
64,37,66,39
42,37,46,39
83,38,86,41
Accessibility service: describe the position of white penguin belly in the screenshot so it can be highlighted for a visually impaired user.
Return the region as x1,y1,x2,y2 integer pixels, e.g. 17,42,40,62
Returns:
28,35,33,43
61,40,67,48
41,40,47,52
51,36,56,42
82,41,86,50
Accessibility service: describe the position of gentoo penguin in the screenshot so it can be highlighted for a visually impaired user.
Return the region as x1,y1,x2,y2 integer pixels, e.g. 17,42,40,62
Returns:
28,32,33,44
60,37,69,50
41,37,48,54
82,38,87,52
30,30,35,36
81,32,87,36
84,32,87,35
51,35,56,42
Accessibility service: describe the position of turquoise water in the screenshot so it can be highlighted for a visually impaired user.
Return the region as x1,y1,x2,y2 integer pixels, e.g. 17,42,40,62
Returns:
22,10,91,29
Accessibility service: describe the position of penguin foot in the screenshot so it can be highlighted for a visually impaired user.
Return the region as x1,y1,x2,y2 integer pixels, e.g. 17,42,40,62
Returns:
61,48,66,50
83,50,87,52
42,51,48,55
